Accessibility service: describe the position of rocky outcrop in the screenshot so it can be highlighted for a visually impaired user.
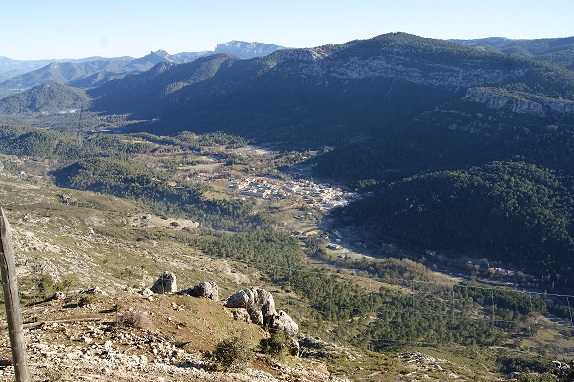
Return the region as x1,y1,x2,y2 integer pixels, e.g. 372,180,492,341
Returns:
289,337,300,357
225,287,276,326
150,271,177,294
270,310,299,338
271,45,530,87
465,87,574,118
22,319,344,381
225,287,299,338
180,281,219,301
84,287,106,295
214,41,285,59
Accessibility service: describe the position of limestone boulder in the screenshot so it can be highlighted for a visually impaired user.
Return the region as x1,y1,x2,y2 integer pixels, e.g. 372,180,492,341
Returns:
224,287,276,326
52,291,66,300
270,310,299,338
84,287,106,295
150,271,177,294
225,287,299,339
181,281,219,301
140,288,154,298
224,289,249,308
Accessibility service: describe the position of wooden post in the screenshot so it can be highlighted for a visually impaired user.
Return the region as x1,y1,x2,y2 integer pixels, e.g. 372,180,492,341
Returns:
0,208,30,381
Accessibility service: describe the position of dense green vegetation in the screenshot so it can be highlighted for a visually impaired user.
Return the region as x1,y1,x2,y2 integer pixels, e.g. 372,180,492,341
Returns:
0,126,153,161
0,82,90,114
132,130,247,150
341,161,574,285
203,230,567,352
51,156,264,231
314,101,574,184
0,125,246,166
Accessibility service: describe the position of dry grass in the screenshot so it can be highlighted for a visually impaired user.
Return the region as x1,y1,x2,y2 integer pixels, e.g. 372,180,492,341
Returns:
117,310,151,329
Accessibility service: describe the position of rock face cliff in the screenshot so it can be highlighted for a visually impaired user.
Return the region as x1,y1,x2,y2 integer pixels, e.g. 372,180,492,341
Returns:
270,45,529,87
465,87,574,118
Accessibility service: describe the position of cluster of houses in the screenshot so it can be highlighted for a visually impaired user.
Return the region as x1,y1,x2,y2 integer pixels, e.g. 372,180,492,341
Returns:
229,177,358,210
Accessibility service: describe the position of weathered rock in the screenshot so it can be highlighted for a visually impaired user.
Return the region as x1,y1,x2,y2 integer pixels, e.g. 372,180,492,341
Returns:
225,288,299,338
225,287,276,326
151,271,177,294
52,291,66,300
270,310,299,337
289,337,300,357
233,308,251,323
224,289,250,308
180,281,219,300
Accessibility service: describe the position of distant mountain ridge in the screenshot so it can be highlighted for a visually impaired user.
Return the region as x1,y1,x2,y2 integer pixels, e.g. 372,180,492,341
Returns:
450,36,574,69
214,41,286,58
86,32,574,147
0,41,285,94
0,55,132,83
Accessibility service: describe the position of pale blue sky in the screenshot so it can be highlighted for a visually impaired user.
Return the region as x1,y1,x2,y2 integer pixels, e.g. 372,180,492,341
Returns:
2,0,573,60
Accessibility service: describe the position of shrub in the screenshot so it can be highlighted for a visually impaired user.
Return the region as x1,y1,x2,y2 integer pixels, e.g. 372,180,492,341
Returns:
36,273,55,300
208,336,254,372
77,294,95,307
260,330,289,359
117,310,151,329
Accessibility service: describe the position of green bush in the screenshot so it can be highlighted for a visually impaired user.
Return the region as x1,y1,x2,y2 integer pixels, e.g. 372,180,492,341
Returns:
260,330,290,359
36,273,55,300
498,353,553,374
208,336,254,372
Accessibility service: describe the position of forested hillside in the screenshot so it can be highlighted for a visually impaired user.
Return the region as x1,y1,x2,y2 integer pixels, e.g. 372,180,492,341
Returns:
340,160,574,284
0,82,90,114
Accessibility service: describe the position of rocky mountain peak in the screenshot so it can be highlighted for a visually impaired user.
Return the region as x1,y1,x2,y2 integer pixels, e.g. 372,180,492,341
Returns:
214,41,285,59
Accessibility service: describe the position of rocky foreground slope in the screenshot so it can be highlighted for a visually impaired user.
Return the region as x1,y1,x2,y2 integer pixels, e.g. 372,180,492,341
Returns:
0,286,344,382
